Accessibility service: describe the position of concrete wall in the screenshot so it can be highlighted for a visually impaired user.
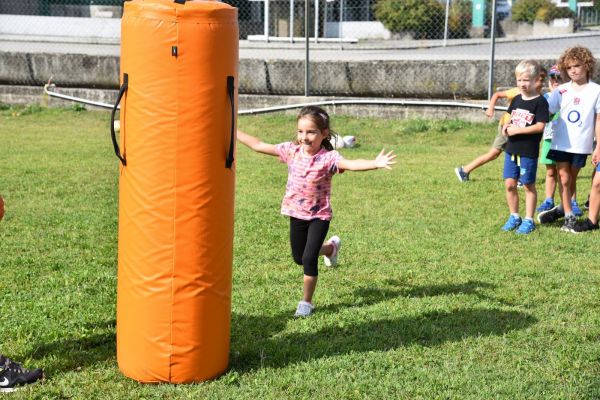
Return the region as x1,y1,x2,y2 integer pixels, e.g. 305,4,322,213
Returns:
0,85,495,122
2,47,598,101
0,50,563,99
0,52,120,89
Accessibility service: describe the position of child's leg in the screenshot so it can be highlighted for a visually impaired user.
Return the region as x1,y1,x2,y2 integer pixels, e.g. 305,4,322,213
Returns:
570,165,582,201
290,218,330,304
464,147,502,174
503,152,520,214
464,127,505,174
290,217,309,267
556,161,573,214
544,164,557,200
517,156,538,220
587,169,597,208
319,241,334,257
505,178,519,213
589,170,600,224
302,276,318,304
523,183,537,220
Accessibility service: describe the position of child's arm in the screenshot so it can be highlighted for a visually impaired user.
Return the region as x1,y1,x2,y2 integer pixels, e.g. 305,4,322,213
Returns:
237,129,278,156
592,113,600,165
505,122,546,136
337,149,396,171
485,90,509,118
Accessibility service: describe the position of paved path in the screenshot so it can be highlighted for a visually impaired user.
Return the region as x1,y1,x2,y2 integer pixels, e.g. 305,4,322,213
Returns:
2,31,600,61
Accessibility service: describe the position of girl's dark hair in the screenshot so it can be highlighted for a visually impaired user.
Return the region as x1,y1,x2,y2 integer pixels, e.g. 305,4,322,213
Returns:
296,105,336,151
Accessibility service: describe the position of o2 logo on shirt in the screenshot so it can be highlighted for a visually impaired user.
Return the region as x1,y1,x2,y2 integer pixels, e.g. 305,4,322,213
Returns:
567,110,581,126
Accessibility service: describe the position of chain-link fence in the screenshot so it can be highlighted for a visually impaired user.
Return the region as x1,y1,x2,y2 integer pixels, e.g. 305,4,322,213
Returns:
1,0,600,100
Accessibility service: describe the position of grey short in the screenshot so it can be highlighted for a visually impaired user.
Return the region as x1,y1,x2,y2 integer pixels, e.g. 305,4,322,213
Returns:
491,125,508,151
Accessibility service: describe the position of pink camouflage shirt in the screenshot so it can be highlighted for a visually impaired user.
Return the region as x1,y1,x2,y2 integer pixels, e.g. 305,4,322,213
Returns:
275,142,344,221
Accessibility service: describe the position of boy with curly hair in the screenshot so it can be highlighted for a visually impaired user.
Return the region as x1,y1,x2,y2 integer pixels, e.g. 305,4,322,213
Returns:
537,46,600,232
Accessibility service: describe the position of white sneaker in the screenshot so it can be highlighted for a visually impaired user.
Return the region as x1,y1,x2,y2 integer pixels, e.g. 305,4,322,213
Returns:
323,235,341,267
294,301,314,317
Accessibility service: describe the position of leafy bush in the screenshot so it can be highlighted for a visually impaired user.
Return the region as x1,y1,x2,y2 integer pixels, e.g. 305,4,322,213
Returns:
512,0,575,24
448,0,472,39
374,0,445,39
544,5,576,21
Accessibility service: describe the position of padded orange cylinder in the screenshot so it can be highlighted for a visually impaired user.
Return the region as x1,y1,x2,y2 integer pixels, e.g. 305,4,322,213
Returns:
116,0,238,383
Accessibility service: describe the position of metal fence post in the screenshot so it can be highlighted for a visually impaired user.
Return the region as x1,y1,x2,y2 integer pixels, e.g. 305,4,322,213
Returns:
305,0,310,96
339,0,343,50
290,0,295,42
443,0,450,47
314,0,319,44
488,0,497,100
264,0,270,42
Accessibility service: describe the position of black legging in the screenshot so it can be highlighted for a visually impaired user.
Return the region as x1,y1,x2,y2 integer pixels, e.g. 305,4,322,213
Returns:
289,217,330,276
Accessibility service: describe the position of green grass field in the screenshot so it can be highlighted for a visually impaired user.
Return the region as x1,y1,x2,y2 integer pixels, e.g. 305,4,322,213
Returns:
1,105,599,399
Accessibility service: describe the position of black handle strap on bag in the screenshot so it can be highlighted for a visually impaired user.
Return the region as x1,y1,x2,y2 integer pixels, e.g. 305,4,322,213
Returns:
111,73,128,166
226,76,235,169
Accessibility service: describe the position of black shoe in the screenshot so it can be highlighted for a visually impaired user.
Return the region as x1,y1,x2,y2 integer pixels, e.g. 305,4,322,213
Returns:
0,356,43,393
560,215,578,233
573,218,599,233
537,205,565,224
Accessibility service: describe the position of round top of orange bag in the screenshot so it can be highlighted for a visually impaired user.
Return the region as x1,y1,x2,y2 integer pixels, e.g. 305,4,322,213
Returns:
125,0,237,23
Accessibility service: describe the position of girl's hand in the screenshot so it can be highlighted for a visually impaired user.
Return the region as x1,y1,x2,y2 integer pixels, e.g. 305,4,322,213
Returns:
374,149,397,170
485,106,494,119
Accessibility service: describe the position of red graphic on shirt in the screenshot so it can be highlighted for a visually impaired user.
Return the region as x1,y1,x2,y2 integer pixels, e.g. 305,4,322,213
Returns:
510,108,534,128
574,97,580,105
559,89,568,94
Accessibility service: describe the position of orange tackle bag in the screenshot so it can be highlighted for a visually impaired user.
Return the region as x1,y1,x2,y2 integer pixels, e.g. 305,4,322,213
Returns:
111,0,238,383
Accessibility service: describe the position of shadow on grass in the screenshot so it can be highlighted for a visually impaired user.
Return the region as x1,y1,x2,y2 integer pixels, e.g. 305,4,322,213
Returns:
231,281,536,372
28,320,116,373
231,307,536,373
317,279,512,315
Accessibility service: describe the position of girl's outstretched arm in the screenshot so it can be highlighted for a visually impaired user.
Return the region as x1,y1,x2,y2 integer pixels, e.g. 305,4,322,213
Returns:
237,129,278,156
338,149,397,171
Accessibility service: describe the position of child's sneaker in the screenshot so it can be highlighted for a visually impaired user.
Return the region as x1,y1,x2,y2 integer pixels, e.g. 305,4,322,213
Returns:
0,356,44,393
294,301,314,317
560,215,578,233
501,215,522,231
536,198,554,212
573,218,599,233
571,200,583,217
537,205,565,224
454,167,469,182
323,235,341,267
515,219,535,234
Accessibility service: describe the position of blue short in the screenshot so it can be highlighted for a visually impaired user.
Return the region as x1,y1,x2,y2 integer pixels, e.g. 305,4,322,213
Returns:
503,152,538,184
547,149,588,169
